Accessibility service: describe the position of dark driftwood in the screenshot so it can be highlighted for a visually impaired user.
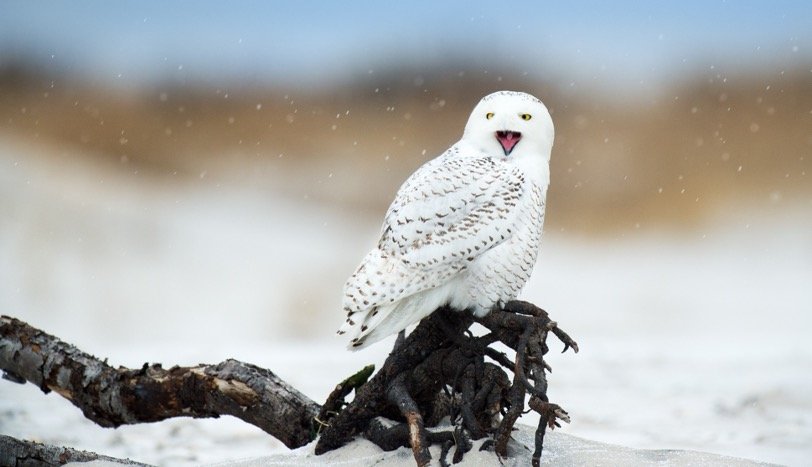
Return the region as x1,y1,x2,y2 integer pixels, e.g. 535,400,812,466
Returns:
0,315,320,450
0,435,150,466
1,300,576,467
316,301,577,466
314,306,475,456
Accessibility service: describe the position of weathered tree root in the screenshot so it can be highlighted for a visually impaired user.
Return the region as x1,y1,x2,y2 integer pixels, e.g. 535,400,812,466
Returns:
2,299,576,466
314,306,475,456
316,300,578,466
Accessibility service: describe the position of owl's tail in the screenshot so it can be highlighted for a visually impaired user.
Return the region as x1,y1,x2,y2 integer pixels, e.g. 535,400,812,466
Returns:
338,285,451,351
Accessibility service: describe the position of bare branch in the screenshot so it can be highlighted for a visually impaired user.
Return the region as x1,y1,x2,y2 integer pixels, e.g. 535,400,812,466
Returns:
0,315,320,449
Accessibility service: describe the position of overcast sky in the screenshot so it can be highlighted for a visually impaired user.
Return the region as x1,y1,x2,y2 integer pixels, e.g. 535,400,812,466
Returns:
1,1,809,91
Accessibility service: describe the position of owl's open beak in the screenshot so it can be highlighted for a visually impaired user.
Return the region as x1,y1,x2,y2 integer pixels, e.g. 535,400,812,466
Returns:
496,131,522,155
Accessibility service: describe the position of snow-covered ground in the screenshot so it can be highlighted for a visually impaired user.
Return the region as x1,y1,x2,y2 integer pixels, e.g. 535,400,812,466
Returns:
1,137,810,465
219,424,773,467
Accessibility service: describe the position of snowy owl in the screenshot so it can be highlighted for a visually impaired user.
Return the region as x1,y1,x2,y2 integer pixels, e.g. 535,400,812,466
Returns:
338,90,554,350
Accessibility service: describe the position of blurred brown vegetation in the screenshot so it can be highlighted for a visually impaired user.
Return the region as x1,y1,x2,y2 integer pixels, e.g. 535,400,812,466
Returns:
1,63,809,234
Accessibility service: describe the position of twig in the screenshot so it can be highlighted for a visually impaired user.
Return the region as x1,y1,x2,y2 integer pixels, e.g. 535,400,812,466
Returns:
316,364,375,431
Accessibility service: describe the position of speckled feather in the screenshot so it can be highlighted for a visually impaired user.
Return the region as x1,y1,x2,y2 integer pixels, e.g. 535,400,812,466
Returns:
339,91,554,350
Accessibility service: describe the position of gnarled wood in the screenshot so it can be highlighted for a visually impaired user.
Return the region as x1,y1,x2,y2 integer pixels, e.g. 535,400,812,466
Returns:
314,306,474,456
317,301,576,465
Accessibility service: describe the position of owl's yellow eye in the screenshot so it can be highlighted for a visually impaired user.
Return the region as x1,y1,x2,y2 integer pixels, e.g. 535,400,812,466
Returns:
486,112,494,120
520,113,532,121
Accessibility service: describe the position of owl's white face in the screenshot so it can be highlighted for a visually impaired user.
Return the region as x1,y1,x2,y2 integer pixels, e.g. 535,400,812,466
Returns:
462,91,554,163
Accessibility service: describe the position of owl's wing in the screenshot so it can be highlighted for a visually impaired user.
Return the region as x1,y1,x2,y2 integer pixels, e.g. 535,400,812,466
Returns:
382,155,525,265
343,154,525,315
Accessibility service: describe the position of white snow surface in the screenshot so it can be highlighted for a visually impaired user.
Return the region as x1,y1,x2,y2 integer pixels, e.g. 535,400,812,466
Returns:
69,424,774,467
1,138,810,465
209,424,774,466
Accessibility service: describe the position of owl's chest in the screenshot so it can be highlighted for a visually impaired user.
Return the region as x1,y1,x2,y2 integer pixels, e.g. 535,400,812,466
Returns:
496,182,546,259
467,183,545,282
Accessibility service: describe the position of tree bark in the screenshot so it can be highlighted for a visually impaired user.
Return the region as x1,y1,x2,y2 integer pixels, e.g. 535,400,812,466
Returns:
0,435,150,466
0,315,320,450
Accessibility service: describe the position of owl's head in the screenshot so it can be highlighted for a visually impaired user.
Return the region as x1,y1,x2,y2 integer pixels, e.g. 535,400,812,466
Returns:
462,91,554,162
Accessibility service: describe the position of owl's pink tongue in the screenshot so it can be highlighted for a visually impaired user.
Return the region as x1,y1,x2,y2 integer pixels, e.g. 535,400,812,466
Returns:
496,130,522,155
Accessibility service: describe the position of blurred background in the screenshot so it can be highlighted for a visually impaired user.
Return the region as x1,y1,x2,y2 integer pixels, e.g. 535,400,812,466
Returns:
0,1,810,465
